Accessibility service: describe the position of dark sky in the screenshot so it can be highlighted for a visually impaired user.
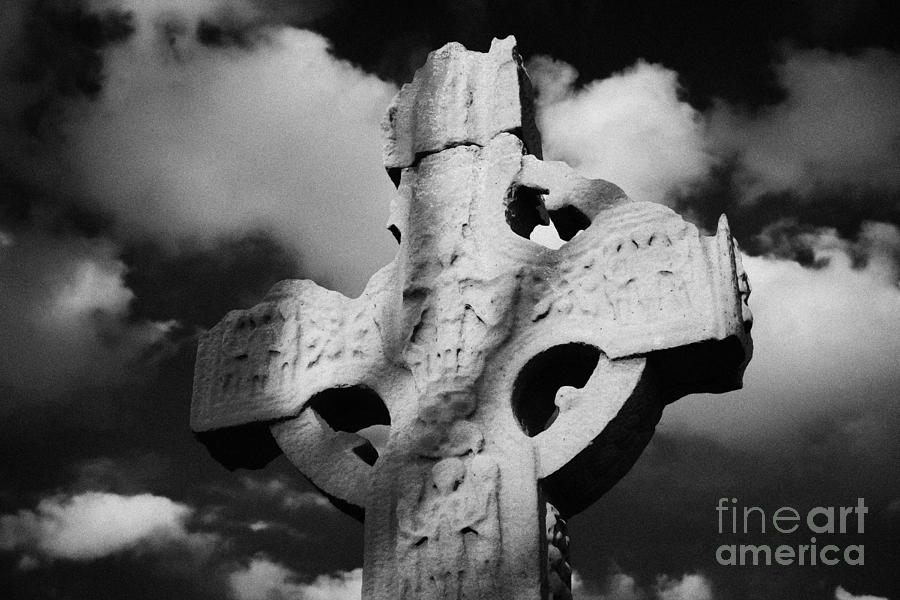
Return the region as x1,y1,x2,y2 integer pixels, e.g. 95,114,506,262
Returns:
1,1,898,600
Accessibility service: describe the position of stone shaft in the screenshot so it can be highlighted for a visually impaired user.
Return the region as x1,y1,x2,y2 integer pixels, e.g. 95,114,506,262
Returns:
191,36,752,600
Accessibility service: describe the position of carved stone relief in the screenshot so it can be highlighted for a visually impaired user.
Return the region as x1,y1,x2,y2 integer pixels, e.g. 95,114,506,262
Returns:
218,300,299,400
397,452,500,600
191,35,752,600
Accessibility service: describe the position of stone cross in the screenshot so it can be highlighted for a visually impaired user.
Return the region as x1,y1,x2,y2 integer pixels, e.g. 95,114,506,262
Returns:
191,37,752,600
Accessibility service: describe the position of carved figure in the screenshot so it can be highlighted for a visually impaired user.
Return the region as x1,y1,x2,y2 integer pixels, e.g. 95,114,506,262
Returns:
398,454,500,600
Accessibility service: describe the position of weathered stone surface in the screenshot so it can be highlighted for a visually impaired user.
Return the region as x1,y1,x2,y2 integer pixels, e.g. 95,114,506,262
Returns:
381,36,542,173
191,36,752,600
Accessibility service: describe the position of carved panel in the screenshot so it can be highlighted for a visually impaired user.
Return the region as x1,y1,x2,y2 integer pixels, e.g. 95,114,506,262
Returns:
397,453,501,600
216,300,300,403
604,225,694,324
402,268,520,421
528,250,616,323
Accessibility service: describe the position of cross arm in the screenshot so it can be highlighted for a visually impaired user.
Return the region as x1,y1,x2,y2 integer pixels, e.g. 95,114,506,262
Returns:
191,270,396,512
493,162,752,515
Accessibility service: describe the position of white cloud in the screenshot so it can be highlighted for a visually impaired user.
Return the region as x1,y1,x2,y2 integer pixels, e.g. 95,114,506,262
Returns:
0,231,172,399
229,558,298,600
239,475,333,511
528,55,714,206
228,557,361,600
62,5,399,295
663,224,900,454
573,569,715,600
709,47,900,198
0,491,214,562
834,586,889,600
300,569,363,600
530,46,900,214
655,574,714,600
577,570,643,600
49,256,134,321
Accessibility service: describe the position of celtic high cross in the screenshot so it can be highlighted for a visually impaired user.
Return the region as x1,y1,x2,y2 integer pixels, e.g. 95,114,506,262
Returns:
191,37,752,600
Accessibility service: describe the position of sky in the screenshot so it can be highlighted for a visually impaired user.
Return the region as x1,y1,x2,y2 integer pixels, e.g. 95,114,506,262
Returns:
0,1,898,599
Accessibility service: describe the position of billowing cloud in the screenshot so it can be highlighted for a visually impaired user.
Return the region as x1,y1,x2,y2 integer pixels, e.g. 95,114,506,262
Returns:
655,574,714,600
0,491,215,562
0,229,171,399
573,569,715,600
238,475,333,512
229,557,299,600
529,47,900,246
228,557,361,600
56,2,398,295
709,47,900,199
572,569,642,600
293,568,363,600
528,55,714,206
663,222,900,455
834,586,889,600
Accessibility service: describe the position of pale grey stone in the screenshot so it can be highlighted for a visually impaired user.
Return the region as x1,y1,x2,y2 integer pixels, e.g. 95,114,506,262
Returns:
381,36,542,172
191,36,752,600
